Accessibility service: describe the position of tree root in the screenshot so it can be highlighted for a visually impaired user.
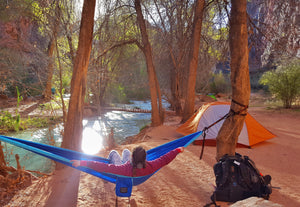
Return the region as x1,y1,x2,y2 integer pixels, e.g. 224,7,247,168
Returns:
0,153,47,206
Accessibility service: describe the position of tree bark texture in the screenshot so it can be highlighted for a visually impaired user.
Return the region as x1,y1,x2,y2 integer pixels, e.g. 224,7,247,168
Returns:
0,143,6,166
216,0,251,160
44,4,60,101
170,68,183,115
55,32,67,124
134,0,163,126
182,0,205,122
62,0,96,152
44,37,55,101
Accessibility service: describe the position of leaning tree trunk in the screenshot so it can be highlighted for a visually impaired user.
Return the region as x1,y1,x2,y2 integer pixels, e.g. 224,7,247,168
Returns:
182,0,205,122
216,0,251,160
135,0,163,126
61,0,96,153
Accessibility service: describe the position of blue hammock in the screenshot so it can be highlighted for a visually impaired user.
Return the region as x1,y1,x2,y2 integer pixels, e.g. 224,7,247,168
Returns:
0,131,202,197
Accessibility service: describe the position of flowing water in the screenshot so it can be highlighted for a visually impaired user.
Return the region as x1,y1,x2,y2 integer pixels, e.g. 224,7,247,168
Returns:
3,100,169,175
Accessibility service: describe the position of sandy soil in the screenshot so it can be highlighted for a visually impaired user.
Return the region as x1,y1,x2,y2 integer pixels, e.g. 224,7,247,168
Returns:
2,98,300,207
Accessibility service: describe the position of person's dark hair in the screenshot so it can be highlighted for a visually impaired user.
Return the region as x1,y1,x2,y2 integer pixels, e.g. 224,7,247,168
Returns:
132,146,146,169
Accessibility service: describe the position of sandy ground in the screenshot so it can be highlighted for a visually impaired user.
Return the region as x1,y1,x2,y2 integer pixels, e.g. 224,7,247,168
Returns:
3,102,300,206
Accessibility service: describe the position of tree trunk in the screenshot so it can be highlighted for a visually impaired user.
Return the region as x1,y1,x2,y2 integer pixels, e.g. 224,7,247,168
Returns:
61,0,96,153
44,37,55,101
154,71,165,123
55,32,67,124
44,4,60,101
0,143,6,166
216,0,251,160
134,0,163,126
66,30,75,64
182,0,205,122
170,68,182,115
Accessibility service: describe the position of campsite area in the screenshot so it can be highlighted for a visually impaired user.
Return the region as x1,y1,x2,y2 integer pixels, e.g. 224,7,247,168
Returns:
1,1,299,206
3,95,300,207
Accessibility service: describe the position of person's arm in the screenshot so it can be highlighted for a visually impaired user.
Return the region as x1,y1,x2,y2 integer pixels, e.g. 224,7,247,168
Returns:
71,160,131,176
146,147,184,173
71,160,81,167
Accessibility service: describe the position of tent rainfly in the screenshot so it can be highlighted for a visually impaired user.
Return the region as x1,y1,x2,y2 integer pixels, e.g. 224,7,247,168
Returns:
176,102,276,147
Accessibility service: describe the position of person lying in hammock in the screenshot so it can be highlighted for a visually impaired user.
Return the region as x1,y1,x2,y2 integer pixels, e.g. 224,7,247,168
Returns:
71,146,184,177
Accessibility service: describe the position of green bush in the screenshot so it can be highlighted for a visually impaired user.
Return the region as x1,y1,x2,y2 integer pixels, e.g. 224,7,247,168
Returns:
250,72,267,91
0,111,16,133
209,71,231,94
105,83,129,104
0,111,57,133
259,59,300,108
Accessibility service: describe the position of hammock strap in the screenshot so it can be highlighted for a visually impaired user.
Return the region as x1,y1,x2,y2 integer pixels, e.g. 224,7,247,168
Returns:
199,100,248,159
199,112,230,159
230,99,248,116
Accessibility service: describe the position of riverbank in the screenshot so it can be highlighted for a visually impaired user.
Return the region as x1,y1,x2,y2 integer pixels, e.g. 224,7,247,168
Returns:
3,102,300,207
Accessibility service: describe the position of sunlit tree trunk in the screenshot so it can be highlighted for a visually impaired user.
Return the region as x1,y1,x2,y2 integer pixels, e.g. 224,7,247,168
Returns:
216,0,251,160
134,0,163,126
61,0,96,153
182,0,205,122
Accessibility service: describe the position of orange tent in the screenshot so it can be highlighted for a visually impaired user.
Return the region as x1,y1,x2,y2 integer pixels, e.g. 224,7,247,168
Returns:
176,102,276,147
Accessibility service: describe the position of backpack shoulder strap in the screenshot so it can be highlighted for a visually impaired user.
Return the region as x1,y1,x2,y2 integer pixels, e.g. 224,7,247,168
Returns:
244,156,266,183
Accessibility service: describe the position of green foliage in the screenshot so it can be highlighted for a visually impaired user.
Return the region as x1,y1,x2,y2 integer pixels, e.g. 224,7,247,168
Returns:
209,71,231,94
105,83,129,104
0,87,58,133
51,34,74,95
259,59,300,108
53,69,71,95
0,111,25,133
0,111,16,133
0,111,57,134
41,100,63,111
31,1,61,35
250,72,267,91
14,114,21,132
13,86,23,131
0,0,33,22
23,116,49,128
16,86,23,107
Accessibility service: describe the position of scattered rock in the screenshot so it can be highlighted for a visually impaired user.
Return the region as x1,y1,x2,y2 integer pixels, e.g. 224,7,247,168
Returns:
230,197,283,207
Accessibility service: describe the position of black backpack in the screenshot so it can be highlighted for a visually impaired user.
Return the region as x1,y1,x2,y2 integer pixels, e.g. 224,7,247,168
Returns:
211,153,272,203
